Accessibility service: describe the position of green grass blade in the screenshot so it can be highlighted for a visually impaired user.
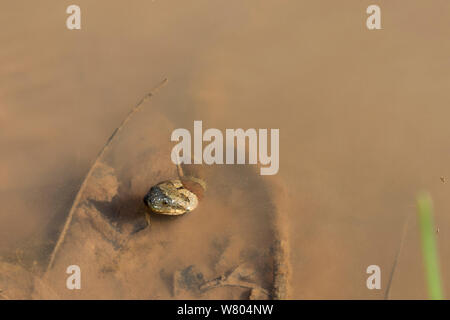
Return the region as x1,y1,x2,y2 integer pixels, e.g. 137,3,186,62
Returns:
417,193,444,300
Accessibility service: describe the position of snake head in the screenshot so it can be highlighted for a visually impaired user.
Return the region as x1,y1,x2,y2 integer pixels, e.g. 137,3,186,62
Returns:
143,180,198,215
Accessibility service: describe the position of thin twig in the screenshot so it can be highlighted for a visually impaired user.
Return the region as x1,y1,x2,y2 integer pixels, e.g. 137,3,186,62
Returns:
384,212,411,299
45,79,168,274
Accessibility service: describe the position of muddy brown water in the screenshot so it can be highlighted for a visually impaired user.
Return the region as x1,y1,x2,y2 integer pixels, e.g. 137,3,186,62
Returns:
2,1,450,299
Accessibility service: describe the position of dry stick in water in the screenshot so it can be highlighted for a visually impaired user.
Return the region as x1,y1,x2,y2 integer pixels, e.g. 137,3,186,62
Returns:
384,212,411,299
45,78,168,274
268,179,291,300
272,218,291,299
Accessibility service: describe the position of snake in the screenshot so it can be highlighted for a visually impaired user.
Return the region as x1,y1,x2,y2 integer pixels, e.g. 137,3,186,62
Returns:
143,152,207,216
143,175,206,215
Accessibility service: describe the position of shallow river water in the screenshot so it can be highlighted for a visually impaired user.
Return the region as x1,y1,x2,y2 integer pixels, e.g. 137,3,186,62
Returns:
2,1,450,299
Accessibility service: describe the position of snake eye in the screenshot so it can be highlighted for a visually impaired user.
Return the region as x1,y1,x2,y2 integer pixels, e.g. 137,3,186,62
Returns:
162,199,169,205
